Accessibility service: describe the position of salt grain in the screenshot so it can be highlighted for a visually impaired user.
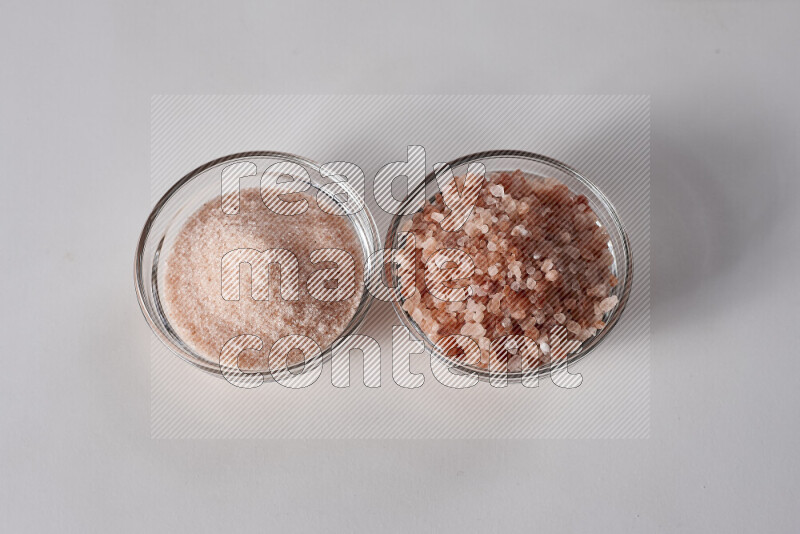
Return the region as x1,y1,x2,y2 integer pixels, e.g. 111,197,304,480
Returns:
489,184,505,197
598,295,619,313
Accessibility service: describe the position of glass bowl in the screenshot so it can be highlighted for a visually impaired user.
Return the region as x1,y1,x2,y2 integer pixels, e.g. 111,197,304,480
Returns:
385,150,633,382
134,151,380,378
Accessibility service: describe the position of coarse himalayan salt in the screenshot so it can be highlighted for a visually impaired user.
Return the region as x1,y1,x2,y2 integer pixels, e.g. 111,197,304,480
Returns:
163,188,364,372
400,170,620,370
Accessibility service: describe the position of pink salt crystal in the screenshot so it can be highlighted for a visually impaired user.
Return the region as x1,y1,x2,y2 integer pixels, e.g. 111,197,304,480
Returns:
505,338,519,354
511,225,528,237
566,320,582,335
431,212,444,223
478,336,492,357
487,294,503,314
525,278,537,290
489,184,505,197
598,295,619,313
461,322,486,337
541,259,554,272
554,313,566,324
487,265,499,277
544,270,560,282
465,299,485,323
521,319,540,340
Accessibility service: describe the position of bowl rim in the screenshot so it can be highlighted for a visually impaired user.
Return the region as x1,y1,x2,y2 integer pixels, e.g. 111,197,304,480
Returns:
384,149,634,382
134,151,381,380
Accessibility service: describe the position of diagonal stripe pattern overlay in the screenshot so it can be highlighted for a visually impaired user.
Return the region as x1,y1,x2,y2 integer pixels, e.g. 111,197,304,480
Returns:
149,95,650,439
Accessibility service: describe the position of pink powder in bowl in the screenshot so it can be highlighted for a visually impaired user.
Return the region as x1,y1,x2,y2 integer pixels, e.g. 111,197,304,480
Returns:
162,188,365,372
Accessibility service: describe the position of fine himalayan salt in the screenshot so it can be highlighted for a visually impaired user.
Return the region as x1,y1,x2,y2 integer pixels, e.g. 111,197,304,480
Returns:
400,170,619,369
163,188,364,372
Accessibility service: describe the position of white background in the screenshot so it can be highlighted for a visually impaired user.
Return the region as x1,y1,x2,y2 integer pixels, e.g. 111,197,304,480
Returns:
1,1,798,532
